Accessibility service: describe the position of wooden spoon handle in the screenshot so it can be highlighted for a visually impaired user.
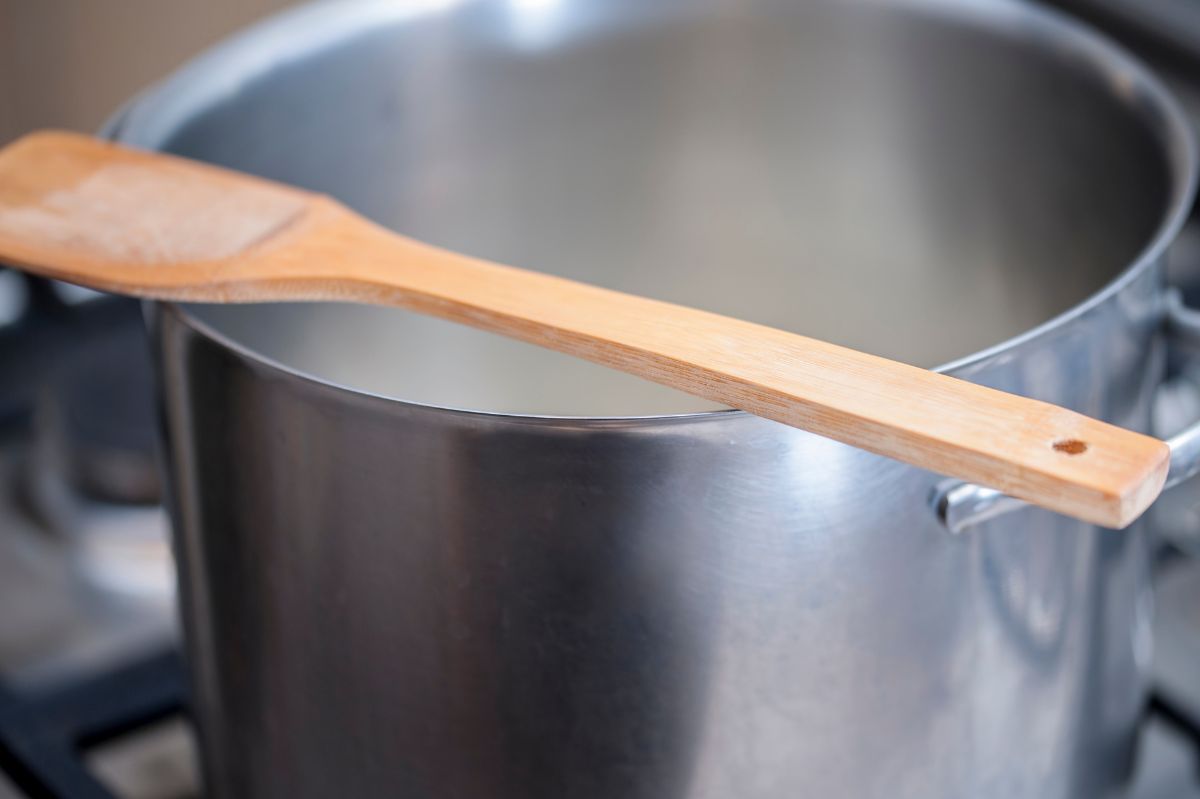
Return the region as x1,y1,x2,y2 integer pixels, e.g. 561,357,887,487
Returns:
326,226,1169,529
0,131,1170,528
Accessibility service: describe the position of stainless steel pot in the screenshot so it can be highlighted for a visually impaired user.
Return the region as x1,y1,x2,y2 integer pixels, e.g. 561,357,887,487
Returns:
110,0,1200,796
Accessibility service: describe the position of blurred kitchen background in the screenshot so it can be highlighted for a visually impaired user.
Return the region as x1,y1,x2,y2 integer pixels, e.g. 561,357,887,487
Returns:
0,4,301,798
0,1,302,145
1,1,1200,798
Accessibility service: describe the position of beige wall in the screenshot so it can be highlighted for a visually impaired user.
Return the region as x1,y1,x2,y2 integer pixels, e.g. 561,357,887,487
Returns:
0,0,303,144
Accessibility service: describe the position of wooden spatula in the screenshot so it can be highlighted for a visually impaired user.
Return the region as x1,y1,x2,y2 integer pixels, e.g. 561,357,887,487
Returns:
0,130,1169,528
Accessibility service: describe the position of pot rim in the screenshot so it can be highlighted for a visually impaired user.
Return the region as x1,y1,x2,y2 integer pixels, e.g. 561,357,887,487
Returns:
112,0,1199,426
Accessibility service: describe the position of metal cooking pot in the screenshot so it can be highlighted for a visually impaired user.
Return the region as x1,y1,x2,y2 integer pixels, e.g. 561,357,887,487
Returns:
109,0,1200,796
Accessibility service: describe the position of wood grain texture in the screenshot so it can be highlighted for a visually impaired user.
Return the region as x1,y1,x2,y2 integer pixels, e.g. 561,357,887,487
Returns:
0,131,1172,528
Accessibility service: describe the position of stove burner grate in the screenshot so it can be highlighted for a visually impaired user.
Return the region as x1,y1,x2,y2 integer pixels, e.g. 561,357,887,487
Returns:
0,649,186,799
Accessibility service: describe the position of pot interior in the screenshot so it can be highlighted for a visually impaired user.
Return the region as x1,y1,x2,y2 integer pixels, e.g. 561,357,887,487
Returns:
146,0,1175,415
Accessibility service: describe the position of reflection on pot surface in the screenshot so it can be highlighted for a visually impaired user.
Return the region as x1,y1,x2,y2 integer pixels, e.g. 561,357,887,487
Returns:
116,0,1196,797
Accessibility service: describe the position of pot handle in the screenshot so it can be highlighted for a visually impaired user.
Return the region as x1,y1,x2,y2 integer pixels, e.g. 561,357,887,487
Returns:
933,290,1200,534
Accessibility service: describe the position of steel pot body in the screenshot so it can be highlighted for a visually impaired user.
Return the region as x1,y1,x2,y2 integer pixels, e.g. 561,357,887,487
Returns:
118,0,1196,796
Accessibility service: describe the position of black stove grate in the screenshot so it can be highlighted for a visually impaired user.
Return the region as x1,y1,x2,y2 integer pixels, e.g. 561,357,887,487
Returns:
0,649,186,799
1148,689,1200,781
